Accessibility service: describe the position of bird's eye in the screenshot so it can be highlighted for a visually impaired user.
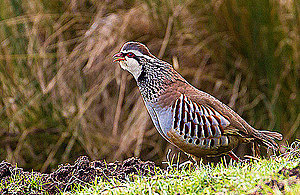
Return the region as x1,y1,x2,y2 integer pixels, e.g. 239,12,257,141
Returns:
126,52,135,58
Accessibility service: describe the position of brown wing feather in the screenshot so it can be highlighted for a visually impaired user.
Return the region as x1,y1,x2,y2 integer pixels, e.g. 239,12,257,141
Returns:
171,81,282,150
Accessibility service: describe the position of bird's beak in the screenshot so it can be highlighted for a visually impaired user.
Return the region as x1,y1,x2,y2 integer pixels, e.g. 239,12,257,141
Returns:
113,52,125,62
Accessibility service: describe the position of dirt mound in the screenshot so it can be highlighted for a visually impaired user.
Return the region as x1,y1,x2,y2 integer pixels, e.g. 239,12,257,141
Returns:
0,156,157,194
278,163,300,179
251,162,300,194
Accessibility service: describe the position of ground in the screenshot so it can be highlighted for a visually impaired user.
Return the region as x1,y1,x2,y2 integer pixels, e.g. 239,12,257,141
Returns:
0,150,300,194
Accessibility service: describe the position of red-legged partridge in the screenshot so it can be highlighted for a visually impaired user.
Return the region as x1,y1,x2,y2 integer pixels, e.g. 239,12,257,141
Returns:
113,42,283,162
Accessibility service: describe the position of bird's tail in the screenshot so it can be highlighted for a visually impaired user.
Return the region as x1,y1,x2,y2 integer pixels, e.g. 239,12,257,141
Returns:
252,129,283,150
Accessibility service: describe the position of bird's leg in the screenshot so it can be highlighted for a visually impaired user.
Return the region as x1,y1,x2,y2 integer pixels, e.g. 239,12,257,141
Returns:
252,142,261,158
186,153,198,165
191,156,199,167
228,151,241,162
189,155,207,168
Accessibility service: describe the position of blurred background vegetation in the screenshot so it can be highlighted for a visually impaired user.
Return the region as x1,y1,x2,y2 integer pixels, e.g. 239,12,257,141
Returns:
0,0,299,172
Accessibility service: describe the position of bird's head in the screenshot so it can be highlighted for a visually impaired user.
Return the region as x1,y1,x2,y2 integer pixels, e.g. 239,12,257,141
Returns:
113,42,156,79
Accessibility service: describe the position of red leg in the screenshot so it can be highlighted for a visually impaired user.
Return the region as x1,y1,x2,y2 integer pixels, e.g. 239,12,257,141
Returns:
228,151,241,162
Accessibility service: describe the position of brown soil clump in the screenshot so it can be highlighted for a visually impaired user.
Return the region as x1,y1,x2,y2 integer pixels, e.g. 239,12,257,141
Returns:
250,162,300,194
0,156,157,194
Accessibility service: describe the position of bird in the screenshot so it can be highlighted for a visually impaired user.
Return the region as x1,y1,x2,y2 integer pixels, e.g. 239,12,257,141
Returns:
113,41,283,162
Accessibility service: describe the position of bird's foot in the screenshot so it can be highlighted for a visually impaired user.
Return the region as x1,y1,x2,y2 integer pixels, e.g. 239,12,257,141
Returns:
228,151,241,162
243,155,260,162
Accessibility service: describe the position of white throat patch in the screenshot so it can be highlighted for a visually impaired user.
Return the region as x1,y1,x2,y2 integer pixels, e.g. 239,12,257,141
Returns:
119,61,127,70
118,57,142,80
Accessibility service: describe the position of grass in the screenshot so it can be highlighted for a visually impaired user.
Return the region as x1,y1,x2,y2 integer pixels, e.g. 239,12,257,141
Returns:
68,147,300,194
0,0,299,172
1,144,300,194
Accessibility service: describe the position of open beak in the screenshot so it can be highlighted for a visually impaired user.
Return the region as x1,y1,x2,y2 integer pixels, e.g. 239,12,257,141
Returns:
113,52,125,62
